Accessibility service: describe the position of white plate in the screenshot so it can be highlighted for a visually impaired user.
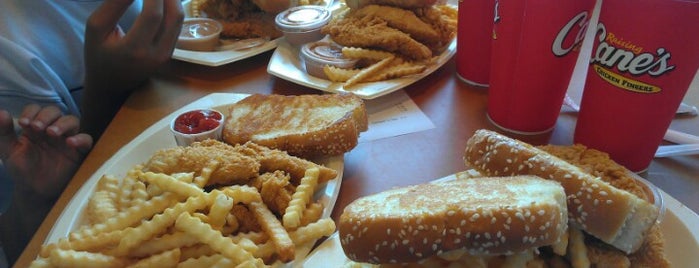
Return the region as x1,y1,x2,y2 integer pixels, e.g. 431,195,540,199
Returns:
172,0,281,66
43,93,345,267
266,2,458,100
303,174,699,267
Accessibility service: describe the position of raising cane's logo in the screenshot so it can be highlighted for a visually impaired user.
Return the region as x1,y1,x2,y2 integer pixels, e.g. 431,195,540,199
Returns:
589,23,676,93
552,12,589,57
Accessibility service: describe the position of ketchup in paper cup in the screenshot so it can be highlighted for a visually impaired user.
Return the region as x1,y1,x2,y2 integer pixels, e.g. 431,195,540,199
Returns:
170,109,225,146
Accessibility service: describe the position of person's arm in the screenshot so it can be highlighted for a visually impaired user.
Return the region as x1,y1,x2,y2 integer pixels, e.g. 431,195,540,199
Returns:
0,105,93,264
81,0,183,139
0,105,93,200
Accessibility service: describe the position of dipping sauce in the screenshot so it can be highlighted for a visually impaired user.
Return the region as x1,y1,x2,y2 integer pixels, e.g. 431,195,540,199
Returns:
301,41,358,79
176,18,222,51
173,109,223,134
275,5,331,46
180,20,220,38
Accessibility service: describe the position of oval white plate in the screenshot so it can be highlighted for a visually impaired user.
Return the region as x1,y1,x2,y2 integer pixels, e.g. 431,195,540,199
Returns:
44,93,344,267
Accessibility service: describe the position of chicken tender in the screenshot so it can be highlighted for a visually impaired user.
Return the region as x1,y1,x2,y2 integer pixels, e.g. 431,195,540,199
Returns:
232,142,339,185
143,139,260,186
349,5,440,43
321,16,432,60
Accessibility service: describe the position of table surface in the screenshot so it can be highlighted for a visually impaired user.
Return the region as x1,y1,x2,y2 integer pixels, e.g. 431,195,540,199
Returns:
15,50,699,267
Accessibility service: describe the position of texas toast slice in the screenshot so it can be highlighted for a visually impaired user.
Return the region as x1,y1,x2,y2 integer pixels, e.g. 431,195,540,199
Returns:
222,93,368,158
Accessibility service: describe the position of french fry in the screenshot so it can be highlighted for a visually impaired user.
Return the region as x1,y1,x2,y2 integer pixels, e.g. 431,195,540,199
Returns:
177,254,227,268
220,185,262,204
27,257,52,268
128,232,198,258
175,212,266,267
342,47,395,61
208,191,235,229
365,62,427,82
249,201,295,262
283,167,320,228
86,190,118,225
194,159,219,187
140,172,205,198
118,167,143,209
179,244,217,261
115,194,212,256
568,227,591,268
95,174,120,198
71,193,178,240
126,248,180,268
323,65,361,82
49,249,127,268
288,218,335,245
344,55,395,88
129,181,149,207
300,202,325,227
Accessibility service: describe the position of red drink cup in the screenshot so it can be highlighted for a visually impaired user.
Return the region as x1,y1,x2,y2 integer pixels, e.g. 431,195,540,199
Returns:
456,0,495,87
487,0,594,134
574,0,699,172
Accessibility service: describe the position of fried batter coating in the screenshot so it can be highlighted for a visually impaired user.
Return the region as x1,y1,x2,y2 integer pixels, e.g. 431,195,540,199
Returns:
143,139,260,186
197,0,282,39
539,144,648,200
231,142,339,185
349,5,440,43
539,144,670,268
248,171,295,216
231,204,262,233
322,16,433,60
219,13,282,39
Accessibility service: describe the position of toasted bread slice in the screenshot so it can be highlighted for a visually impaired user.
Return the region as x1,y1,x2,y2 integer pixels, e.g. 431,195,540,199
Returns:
222,93,368,158
339,176,568,264
464,129,660,254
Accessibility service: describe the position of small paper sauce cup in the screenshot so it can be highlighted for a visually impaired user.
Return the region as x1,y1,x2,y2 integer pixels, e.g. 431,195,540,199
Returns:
170,109,225,146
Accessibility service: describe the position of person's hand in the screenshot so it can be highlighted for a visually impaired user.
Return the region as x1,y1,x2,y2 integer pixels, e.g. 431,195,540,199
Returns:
345,0,438,9
82,0,184,139
252,0,291,13
0,105,93,200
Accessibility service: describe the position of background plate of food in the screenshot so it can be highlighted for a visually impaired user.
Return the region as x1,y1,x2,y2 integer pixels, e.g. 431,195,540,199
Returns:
35,93,344,267
267,0,458,99
172,0,330,66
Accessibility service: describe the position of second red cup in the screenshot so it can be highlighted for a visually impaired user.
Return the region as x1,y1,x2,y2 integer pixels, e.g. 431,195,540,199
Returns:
574,0,699,172
456,0,495,87
487,0,594,134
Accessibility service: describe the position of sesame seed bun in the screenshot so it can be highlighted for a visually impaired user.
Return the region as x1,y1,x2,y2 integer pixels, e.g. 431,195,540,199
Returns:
338,176,568,264
464,129,660,254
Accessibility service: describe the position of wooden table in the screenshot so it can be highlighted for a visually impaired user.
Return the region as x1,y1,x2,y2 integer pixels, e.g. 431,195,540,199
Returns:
15,51,699,266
